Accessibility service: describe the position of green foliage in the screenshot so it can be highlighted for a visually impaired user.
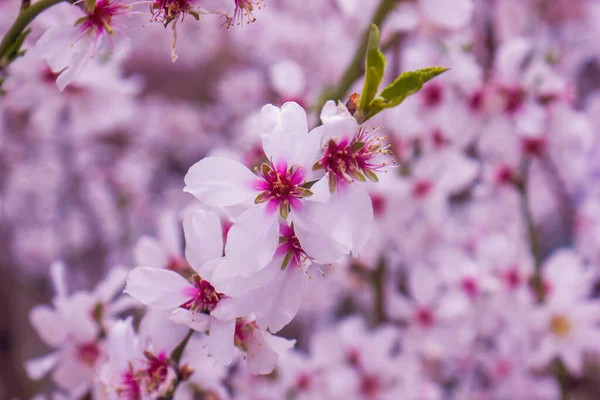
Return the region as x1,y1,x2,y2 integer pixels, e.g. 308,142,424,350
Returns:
354,25,448,123
359,24,386,112
366,66,448,120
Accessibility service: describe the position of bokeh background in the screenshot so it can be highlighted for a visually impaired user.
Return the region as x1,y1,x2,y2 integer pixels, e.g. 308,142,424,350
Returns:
3,0,600,398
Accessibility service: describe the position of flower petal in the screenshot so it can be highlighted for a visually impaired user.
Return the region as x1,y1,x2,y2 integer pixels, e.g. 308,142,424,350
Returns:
124,267,193,310
183,208,224,271
184,157,258,207
225,205,279,277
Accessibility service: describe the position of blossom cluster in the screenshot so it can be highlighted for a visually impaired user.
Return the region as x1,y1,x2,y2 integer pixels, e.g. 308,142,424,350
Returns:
4,0,600,399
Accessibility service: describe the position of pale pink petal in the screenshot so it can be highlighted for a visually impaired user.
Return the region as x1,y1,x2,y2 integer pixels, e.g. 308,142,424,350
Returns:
319,100,359,143
184,157,258,207
24,352,59,380
421,0,474,30
94,266,128,303
225,205,279,277
255,265,306,333
183,208,224,272
158,211,182,256
124,267,193,309
134,236,169,269
30,305,67,347
170,309,211,332
409,267,442,305
139,310,188,353
50,261,68,300
245,330,278,375
261,102,309,165
206,318,236,366
52,356,94,391
210,257,280,297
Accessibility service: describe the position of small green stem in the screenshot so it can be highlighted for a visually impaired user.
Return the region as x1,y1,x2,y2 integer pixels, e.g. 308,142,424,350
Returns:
371,258,387,325
0,0,65,62
315,0,400,109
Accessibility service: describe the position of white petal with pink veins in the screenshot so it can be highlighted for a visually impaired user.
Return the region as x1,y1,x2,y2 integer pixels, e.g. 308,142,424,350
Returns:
421,0,474,30
261,102,309,166
124,267,193,309
183,208,224,271
206,318,236,366
225,205,279,277
184,157,258,207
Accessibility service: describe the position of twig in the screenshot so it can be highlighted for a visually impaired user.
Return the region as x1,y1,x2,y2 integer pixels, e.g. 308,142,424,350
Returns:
0,0,65,62
315,0,400,109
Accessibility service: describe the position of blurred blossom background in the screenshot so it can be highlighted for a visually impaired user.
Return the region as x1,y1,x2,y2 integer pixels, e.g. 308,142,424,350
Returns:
3,0,600,398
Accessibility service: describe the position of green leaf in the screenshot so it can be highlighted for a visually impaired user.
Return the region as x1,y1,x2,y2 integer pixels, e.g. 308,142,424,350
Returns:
359,24,386,112
366,66,448,120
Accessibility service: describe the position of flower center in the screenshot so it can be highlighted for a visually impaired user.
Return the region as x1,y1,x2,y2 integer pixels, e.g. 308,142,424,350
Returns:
549,315,572,338
234,318,258,352
181,275,224,313
254,162,311,219
461,277,479,298
116,371,141,400
315,128,393,192
76,0,129,39
77,342,101,366
277,224,309,269
415,307,435,328
412,179,433,199
225,0,263,28
141,351,170,394
151,0,195,26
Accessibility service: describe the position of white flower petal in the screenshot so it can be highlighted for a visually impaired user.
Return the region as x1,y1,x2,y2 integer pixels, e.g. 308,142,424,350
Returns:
184,157,258,207
206,318,236,366
24,352,59,380
225,205,279,277
134,236,169,269
30,305,67,347
421,0,474,30
170,309,211,332
124,267,193,310
261,102,309,165
183,208,224,271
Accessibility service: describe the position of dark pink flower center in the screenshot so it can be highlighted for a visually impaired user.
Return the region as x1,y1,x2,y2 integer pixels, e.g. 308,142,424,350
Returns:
76,0,129,38
360,375,381,398
181,275,224,313
77,342,101,366
141,351,170,393
369,193,387,217
461,277,479,298
415,307,435,328
234,318,258,351
117,371,141,400
151,0,195,25
226,0,262,27
502,267,522,290
316,128,392,191
277,224,309,268
521,137,546,157
422,83,444,108
255,162,309,217
412,179,433,199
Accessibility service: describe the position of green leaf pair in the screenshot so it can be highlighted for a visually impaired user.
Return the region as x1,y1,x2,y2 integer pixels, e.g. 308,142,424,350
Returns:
355,24,448,123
